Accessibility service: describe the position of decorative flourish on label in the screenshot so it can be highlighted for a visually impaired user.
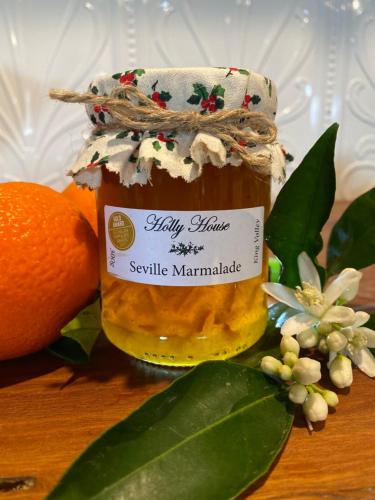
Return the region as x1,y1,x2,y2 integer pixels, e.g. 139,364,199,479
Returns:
169,242,204,256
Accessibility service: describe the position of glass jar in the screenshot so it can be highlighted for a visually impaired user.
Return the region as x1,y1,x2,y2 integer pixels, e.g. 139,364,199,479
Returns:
66,67,283,367
97,164,270,366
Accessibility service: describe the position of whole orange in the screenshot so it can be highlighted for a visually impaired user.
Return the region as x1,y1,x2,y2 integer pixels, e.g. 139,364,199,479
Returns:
0,182,99,360
62,182,98,235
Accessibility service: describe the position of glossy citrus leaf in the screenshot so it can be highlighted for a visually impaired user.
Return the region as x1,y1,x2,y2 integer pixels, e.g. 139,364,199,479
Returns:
47,361,293,500
265,123,338,287
327,187,375,276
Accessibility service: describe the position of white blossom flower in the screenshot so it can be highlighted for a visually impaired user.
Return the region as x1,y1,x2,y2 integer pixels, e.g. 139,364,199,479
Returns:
288,383,308,404
262,252,361,338
292,357,321,385
303,393,329,423
280,336,300,356
260,356,283,377
279,364,293,381
322,390,339,407
338,311,375,378
329,354,353,388
283,352,299,367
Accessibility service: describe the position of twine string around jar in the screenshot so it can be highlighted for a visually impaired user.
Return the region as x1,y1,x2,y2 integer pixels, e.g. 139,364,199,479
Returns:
49,85,278,171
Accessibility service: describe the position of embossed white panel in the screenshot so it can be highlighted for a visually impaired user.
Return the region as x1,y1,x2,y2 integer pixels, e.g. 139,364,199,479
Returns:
0,0,374,199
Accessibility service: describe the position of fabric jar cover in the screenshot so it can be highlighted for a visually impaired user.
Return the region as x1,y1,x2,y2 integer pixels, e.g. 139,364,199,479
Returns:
70,67,286,189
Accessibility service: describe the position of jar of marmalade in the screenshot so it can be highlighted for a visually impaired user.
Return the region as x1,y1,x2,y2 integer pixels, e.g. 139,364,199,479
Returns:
69,67,285,366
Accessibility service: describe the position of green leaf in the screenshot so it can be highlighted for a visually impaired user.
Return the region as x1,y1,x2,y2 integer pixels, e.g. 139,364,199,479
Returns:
184,156,193,164
47,361,293,500
160,91,172,102
235,303,295,368
152,140,162,151
166,141,175,151
91,151,100,163
211,84,225,97
192,83,209,100
238,69,250,75
251,95,261,105
112,73,122,80
327,187,375,275
134,68,145,76
47,299,101,364
91,85,98,95
216,98,224,109
116,131,129,139
265,123,338,287
187,94,201,105
268,256,282,282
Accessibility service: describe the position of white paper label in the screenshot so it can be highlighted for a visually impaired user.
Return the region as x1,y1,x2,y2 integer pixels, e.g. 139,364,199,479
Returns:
104,206,264,286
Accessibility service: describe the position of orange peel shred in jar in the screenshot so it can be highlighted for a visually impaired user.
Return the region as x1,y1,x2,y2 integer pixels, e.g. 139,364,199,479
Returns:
67,67,286,366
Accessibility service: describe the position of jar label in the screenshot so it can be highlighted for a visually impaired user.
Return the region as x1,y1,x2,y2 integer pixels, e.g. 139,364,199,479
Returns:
104,206,264,286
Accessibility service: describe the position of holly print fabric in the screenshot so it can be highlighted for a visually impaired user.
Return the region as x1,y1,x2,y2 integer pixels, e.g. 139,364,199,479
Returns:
70,67,286,189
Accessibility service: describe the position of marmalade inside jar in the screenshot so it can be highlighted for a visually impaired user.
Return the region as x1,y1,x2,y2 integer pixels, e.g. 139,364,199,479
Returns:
97,164,270,366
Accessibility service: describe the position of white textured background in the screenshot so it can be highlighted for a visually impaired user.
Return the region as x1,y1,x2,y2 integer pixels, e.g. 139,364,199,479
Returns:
1,0,375,199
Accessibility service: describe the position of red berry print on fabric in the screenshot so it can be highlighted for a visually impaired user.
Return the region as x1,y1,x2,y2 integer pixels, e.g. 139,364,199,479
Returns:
148,80,172,109
151,131,178,152
187,83,225,114
112,69,146,86
241,93,261,109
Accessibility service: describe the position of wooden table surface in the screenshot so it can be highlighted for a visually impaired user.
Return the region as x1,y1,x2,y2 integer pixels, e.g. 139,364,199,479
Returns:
1,202,374,500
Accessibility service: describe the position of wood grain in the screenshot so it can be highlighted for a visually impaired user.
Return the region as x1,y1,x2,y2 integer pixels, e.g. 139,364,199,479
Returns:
0,202,374,500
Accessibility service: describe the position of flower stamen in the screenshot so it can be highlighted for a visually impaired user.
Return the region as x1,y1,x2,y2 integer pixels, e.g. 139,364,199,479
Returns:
295,282,324,308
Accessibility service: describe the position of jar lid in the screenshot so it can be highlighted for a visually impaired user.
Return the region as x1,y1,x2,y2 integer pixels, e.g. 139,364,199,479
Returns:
69,67,286,188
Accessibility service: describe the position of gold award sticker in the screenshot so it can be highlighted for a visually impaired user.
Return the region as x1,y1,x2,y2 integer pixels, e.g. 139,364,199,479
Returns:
108,212,135,251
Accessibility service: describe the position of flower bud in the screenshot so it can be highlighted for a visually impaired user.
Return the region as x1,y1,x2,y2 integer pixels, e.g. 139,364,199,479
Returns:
288,383,308,404
317,321,332,335
303,393,329,422
280,336,300,356
323,390,339,407
329,355,353,388
326,331,348,352
292,357,321,385
279,364,293,381
318,338,329,354
260,356,283,377
283,352,298,367
296,328,319,348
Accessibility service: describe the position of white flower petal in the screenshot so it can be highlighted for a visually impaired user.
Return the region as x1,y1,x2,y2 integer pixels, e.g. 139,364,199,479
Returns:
281,313,316,336
349,347,375,377
261,283,303,311
297,252,321,291
322,306,356,325
327,351,337,369
359,327,375,348
353,311,370,327
323,268,362,307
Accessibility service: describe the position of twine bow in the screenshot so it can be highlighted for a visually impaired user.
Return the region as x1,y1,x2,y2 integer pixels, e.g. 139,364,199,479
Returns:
49,85,278,171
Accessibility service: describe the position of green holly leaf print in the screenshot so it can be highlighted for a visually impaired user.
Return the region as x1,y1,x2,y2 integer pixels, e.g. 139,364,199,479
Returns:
153,141,162,152
112,73,122,80
187,94,201,105
99,155,109,165
251,95,261,105
166,141,175,151
211,85,225,98
90,114,97,125
91,85,99,95
134,68,146,76
116,131,129,139
153,158,161,166
132,132,141,141
149,131,158,138
129,154,138,163
160,91,172,102
98,111,105,123
238,69,250,75
216,98,224,109
184,156,193,164
192,83,209,100
91,151,100,163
